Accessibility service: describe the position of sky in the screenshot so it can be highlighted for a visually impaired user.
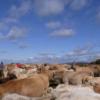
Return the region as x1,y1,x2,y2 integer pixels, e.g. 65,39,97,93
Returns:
0,0,100,64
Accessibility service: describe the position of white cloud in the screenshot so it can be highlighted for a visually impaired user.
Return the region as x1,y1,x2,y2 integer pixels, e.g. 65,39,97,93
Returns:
97,8,100,21
8,0,32,20
34,0,91,16
73,48,90,56
0,1,31,41
66,44,94,56
6,26,27,40
18,43,29,49
98,12,100,19
1,47,99,64
34,0,66,16
95,53,100,59
46,21,61,29
51,28,74,37
0,26,27,40
0,22,5,30
26,48,99,63
32,54,60,64
70,0,91,10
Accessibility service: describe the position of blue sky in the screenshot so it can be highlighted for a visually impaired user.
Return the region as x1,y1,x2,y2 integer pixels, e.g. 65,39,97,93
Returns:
0,0,100,63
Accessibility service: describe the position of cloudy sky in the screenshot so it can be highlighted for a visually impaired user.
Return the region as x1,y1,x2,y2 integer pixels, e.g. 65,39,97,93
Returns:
0,0,100,63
